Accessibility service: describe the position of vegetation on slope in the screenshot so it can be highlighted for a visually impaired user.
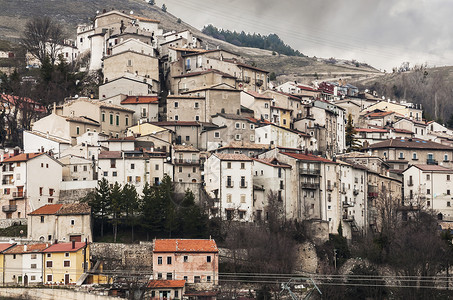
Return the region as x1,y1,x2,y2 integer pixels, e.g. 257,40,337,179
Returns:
202,24,304,57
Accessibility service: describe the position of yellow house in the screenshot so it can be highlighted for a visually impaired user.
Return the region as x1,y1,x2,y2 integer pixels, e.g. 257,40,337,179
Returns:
0,243,16,285
43,241,90,285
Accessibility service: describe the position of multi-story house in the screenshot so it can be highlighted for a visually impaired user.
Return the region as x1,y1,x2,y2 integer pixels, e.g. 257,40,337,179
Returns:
365,137,453,171
43,241,90,285
3,244,47,286
262,90,303,121
210,113,255,146
28,203,92,243
152,239,218,287
362,100,423,122
0,153,63,220
255,124,313,150
166,95,207,122
23,130,71,158
240,90,272,122
0,243,16,285
205,153,254,221
59,155,94,182
393,117,429,140
101,95,159,125
252,157,292,222
403,164,453,221
171,69,237,95
99,76,154,100
173,145,201,183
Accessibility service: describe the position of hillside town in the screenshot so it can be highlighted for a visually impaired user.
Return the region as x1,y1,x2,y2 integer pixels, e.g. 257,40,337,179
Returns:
1,8,453,300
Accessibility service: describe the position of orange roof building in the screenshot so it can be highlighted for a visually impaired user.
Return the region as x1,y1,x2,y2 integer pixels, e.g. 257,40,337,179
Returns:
152,239,219,286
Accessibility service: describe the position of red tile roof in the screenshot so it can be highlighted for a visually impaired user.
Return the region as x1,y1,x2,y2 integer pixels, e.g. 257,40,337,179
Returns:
28,204,63,215
173,69,236,79
2,153,43,163
43,242,87,253
366,138,453,150
365,111,395,118
412,164,453,172
0,243,16,252
4,243,48,254
98,151,122,159
252,158,291,168
153,239,218,253
355,128,388,133
121,96,159,104
243,90,272,100
214,153,253,162
281,152,334,163
148,280,186,288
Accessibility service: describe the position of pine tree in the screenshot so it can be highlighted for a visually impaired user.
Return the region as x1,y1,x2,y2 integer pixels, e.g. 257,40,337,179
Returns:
345,113,359,150
82,178,111,238
122,183,139,242
110,182,123,242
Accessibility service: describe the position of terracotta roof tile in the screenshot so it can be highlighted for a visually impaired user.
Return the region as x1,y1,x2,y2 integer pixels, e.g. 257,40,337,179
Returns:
121,96,159,104
281,152,334,163
43,242,87,253
0,243,16,252
28,204,63,215
98,151,122,159
214,153,253,161
252,158,291,168
412,164,453,172
56,203,91,215
4,243,48,254
243,90,272,100
153,239,218,253
174,145,199,152
2,153,43,163
366,138,453,150
148,280,185,288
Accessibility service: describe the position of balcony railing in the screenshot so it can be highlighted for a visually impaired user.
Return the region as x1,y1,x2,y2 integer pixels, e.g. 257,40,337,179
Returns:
343,214,355,222
343,201,353,208
12,192,24,199
243,76,251,83
256,79,264,87
240,182,248,188
2,205,17,213
1,179,12,185
299,168,320,175
407,180,414,186
353,189,359,196
226,181,234,188
175,159,200,165
301,182,318,189
368,192,379,198
427,159,438,165
327,185,333,192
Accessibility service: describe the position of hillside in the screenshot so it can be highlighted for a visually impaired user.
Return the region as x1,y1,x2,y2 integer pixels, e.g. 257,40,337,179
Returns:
0,0,382,83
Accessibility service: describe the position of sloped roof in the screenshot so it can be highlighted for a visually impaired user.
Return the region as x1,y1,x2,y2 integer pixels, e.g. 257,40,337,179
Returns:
98,151,122,159
412,164,453,172
173,69,236,79
153,239,218,253
0,243,16,252
28,204,63,215
252,157,291,168
43,242,87,253
366,138,453,150
148,280,185,288
2,153,43,163
4,243,48,254
355,128,388,133
281,152,334,163
173,145,199,152
218,141,272,150
121,96,159,104
29,203,90,216
214,153,253,161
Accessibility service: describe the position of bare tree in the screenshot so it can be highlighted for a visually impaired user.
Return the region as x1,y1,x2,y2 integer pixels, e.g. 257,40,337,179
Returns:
21,16,65,65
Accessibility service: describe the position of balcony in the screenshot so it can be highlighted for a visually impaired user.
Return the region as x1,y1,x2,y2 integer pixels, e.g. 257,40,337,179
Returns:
368,192,379,199
353,189,359,196
327,185,333,192
343,201,353,208
427,159,438,165
240,182,248,188
174,159,200,165
2,179,13,185
340,188,347,194
407,180,414,187
12,192,24,199
256,79,264,87
226,181,234,188
243,76,251,83
2,205,17,213
299,168,320,176
301,182,318,189
343,214,355,222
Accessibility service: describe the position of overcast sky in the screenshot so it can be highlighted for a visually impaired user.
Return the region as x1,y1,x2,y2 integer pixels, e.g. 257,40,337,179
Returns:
157,0,453,71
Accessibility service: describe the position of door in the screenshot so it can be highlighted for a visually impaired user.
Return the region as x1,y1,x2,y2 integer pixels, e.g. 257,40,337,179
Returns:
24,275,28,286
70,235,81,242
64,274,70,285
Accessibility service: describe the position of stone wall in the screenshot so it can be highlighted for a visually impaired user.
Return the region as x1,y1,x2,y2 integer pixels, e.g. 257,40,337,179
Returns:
0,287,117,300
294,241,318,273
90,242,154,271
0,218,27,229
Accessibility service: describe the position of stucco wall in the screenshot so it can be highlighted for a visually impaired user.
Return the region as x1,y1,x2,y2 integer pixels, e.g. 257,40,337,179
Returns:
0,287,118,300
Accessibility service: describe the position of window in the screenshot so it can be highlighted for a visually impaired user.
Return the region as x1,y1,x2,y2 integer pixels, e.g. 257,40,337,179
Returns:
399,152,404,159
194,102,199,108
101,113,105,122
127,176,132,182
239,211,245,219
127,59,132,67
135,176,141,182
155,164,159,170
112,171,117,177
427,200,431,206
46,261,53,268
31,254,37,259
227,194,232,203
227,176,232,187
207,276,211,282
448,190,451,195
47,253,51,258
448,175,451,181
250,124,254,130
194,276,201,283
183,276,188,281
125,116,129,126
166,273,172,280
116,115,119,126
195,115,200,121
264,103,269,108
240,162,245,169
174,115,179,121
47,275,52,282
83,165,87,172
174,102,179,108
40,216,44,223
207,256,212,263
110,114,113,125
64,260,70,267
184,256,188,262
48,235,52,241
427,174,431,180
175,291,179,298
427,189,431,195
240,176,246,188
157,257,162,265
179,167,182,173
103,171,108,176
235,122,240,129
214,132,220,138
185,135,190,141
241,194,246,203
227,162,232,169
65,252,70,257
448,201,451,207
70,220,75,226
167,257,172,264
413,153,417,160
157,273,162,280
76,127,80,135
131,163,135,170
445,154,449,162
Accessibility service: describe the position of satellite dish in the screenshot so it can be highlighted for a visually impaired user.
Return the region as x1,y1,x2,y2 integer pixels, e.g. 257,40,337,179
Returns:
167,157,171,161
130,10,134,15
4,149,8,153
96,10,100,14
75,94,79,98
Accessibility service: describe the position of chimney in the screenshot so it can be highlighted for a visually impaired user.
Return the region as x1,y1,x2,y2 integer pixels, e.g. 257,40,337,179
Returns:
72,240,75,249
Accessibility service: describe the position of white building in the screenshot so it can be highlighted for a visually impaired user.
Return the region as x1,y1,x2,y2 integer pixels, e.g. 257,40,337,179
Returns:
58,155,94,181
205,153,254,221
403,164,453,221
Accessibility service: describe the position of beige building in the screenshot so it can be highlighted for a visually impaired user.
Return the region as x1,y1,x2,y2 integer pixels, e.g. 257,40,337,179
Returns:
167,95,206,122
173,145,201,183
362,101,423,121
99,77,154,99
170,69,236,95
58,155,94,182
28,203,92,242
240,90,272,121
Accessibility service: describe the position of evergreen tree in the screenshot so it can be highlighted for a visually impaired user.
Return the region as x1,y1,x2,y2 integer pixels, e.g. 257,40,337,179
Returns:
122,183,139,242
82,178,111,237
179,190,208,238
345,113,359,150
159,175,176,237
110,182,123,242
